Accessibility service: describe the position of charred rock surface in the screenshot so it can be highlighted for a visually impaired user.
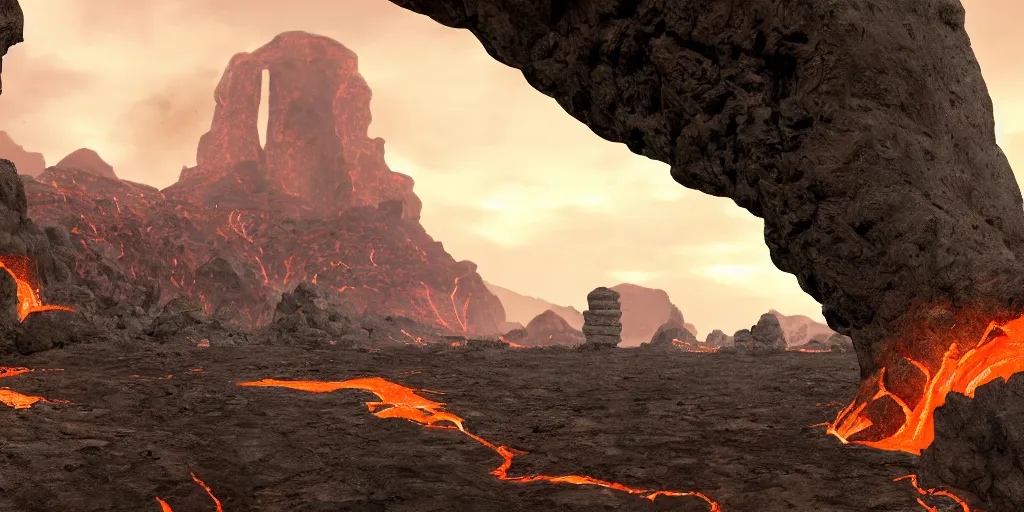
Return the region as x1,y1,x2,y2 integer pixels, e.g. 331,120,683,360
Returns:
0,0,22,95
919,374,1024,511
385,0,1024,384
728,313,787,353
24,33,506,336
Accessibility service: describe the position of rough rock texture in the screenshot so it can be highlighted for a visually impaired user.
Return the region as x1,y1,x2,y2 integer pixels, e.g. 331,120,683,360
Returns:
513,309,585,346
641,322,713,351
0,0,22,95
0,131,44,177
385,0,1024,399
53,149,117,180
24,33,506,335
610,283,687,347
581,287,622,348
770,309,835,347
919,373,1024,511
165,31,421,222
705,329,734,348
731,313,787,353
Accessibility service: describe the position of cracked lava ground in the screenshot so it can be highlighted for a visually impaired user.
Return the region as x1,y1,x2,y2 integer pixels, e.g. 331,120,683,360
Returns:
0,339,976,512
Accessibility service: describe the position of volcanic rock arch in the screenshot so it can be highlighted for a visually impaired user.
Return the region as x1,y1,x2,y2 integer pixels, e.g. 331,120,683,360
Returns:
385,2,1024,373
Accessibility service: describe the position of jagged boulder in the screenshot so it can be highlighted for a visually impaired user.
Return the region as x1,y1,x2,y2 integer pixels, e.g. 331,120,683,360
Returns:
271,282,359,342
730,314,787,353
919,373,1024,511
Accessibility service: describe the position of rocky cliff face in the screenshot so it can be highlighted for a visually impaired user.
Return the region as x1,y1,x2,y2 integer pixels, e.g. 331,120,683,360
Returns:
165,31,421,222
23,32,506,335
0,132,43,177
484,281,584,329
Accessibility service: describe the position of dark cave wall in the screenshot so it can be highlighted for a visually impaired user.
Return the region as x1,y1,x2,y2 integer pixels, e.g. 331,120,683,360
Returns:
387,0,1024,377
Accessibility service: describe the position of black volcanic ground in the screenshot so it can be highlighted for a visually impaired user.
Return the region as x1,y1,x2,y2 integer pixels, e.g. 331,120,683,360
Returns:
0,340,963,512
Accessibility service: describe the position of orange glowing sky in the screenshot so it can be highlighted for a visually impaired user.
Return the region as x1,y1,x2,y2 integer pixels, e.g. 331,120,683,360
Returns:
0,1,1020,335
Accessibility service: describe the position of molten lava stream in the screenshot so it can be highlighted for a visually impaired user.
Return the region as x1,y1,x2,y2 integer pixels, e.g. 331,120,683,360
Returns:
828,314,1024,455
0,366,69,409
238,377,720,511
0,254,75,321
155,472,222,511
895,474,973,512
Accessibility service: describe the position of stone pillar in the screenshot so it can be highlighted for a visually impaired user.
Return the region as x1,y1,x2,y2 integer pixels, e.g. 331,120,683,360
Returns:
582,287,622,348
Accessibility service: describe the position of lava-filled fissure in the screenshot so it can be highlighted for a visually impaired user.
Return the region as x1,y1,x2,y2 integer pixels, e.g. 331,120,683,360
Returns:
827,314,1024,455
237,376,721,511
0,254,75,321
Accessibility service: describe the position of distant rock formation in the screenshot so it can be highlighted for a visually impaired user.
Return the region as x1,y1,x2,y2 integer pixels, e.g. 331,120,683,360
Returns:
641,322,715,352
502,309,584,347
485,281,583,329
0,132,44,177
610,283,693,346
53,149,117,180
581,287,622,348
705,329,733,348
730,314,787,353
23,32,506,335
769,309,834,347
166,31,421,221
790,333,854,353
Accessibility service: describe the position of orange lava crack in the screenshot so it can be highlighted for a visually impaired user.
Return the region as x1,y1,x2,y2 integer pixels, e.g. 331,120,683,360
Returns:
894,474,974,512
828,314,1024,455
237,377,720,511
156,472,223,512
0,255,76,322
0,366,70,409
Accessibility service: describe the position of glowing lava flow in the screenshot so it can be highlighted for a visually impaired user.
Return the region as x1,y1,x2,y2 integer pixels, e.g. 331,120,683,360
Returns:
0,366,69,409
0,255,76,321
894,474,973,512
155,472,223,512
829,314,1024,454
237,377,720,511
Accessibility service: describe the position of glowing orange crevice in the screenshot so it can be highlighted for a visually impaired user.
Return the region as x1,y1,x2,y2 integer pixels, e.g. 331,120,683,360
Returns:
829,314,1024,454
237,377,720,511
0,255,76,321
155,472,223,512
894,474,973,512
0,366,69,409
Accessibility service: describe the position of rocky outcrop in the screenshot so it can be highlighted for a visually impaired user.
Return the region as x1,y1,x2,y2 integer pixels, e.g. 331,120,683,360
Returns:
0,0,22,96
512,309,584,346
166,31,421,222
0,132,44,177
53,149,117,180
731,314,787,353
485,281,584,329
610,283,688,347
386,0,1024,450
581,287,622,348
642,322,715,351
770,309,834,347
24,33,507,335
919,373,1024,511
790,333,854,353
705,329,733,348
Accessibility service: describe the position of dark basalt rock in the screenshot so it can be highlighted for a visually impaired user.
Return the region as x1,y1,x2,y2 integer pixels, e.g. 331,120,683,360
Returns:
385,0,1024,379
0,0,23,95
919,373,1024,511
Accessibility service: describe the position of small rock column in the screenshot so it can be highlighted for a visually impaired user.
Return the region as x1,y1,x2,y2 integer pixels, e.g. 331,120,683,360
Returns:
582,287,622,348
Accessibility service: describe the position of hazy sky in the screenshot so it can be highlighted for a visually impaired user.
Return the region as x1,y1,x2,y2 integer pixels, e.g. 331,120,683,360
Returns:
0,1,1020,335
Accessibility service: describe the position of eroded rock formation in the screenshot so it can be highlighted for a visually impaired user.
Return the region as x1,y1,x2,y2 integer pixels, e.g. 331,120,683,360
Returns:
166,31,421,222
611,283,689,346
731,313,787,353
705,329,733,348
0,0,22,95
770,309,834,347
23,33,506,335
503,309,584,346
582,287,622,348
